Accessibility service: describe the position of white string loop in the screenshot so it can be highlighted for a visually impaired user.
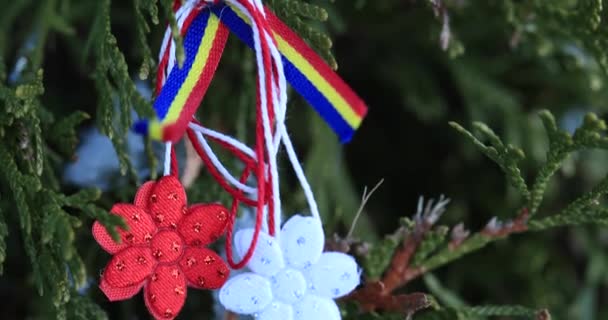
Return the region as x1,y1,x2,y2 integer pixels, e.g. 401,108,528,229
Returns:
163,142,173,176
226,0,282,235
159,0,321,234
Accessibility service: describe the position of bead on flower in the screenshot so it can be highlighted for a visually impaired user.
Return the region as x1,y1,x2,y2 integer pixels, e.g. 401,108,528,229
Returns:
92,176,230,320
219,214,360,320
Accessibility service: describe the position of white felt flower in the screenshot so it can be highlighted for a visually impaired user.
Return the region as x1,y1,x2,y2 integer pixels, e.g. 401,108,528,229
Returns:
219,214,360,320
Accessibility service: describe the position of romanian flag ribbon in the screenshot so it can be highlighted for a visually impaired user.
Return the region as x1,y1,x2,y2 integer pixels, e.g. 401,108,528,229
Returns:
136,8,229,142
138,2,368,143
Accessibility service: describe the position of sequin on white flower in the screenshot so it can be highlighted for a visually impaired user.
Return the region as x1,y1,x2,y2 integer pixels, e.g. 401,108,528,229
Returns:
219,214,360,320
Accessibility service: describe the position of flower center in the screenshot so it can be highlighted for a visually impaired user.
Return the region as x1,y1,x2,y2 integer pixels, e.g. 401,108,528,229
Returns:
269,268,306,304
150,230,184,263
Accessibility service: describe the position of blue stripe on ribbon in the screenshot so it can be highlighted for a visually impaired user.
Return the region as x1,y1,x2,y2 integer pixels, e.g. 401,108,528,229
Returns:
211,5,355,142
154,10,210,120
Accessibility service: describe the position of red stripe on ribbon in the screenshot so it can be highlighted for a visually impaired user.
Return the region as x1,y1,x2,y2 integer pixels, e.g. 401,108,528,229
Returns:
162,23,230,142
265,7,367,118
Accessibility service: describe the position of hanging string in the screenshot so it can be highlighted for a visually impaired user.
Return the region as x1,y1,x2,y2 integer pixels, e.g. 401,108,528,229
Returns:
224,167,264,269
163,142,172,176
186,128,260,205
225,0,283,237
154,0,319,268
206,0,319,222
193,128,257,194
192,0,312,231
170,144,179,177
185,126,268,269
162,141,180,177
189,122,256,158
185,128,260,206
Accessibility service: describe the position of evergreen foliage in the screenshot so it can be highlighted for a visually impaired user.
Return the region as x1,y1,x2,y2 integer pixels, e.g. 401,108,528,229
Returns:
2,0,608,319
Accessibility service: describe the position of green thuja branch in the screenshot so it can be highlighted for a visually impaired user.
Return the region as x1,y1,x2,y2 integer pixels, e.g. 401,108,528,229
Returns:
0,210,8,275
529,172,608,230
0,10,129,313
423,274,463,305
86,0,154,179
66,293,108,320
449,121,530,200
411,225,449,266
505,0,608,74
348,111,608,318
417,305,549,320
0,91,123,318
414,111,608,273
451,110,608,216
48,111,90,157
267,0,336,68
417,233,491,272
133,0,160,80
529,111,608,214
159,0,185,67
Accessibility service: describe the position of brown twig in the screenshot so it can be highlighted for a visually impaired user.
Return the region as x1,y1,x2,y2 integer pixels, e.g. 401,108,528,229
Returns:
536,309,552,320
347,282,431,314
345,196,450,315
345,237,430,314
481,208,529,238
224,311,238,320
346,202,532,317
381,226,428,294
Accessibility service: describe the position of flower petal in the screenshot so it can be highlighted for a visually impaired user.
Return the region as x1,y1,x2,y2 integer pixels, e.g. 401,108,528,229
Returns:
92,204,156,254
306,252,360,298
178,204,229,246
99,277,143,301
179,247,229,289
103,247,155,288
144,265,187,320
219,273,273,315
134,181,156,208
258,301,294,320
148,175,187,228
280,215,324,269
92,222,126,254
269,268,307,304
235,228,284,277
293,295,340,320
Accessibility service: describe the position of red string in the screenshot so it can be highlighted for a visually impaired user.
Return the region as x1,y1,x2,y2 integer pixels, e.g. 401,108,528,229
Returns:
172,0,181,11
155,1,284,268
185,126,267,269
186,128,263,206
223,167,266,269
253,76,275,237
237,0,280,236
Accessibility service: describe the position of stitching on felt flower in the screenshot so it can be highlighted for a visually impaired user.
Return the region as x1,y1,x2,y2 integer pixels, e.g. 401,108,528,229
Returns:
92,176,231,320
219,214,361,320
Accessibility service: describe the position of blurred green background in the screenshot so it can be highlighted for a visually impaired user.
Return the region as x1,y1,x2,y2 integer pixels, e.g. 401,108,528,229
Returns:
2,0,608,319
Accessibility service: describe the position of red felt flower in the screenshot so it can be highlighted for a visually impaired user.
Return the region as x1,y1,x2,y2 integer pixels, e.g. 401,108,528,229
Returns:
92,176,230,319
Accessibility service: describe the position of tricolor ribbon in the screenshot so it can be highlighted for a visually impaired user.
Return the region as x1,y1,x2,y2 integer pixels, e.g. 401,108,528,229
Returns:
136,8,229,142
135,1,368,143
145,0,366,270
